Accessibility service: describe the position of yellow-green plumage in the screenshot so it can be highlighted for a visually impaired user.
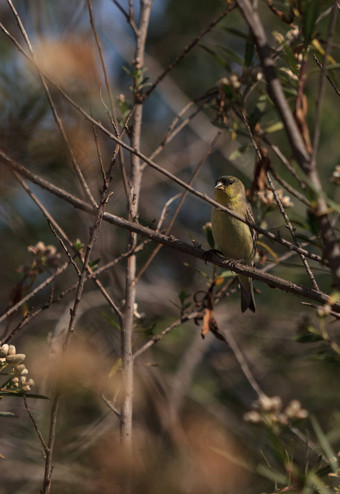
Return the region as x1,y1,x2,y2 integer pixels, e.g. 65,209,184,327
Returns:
211,176,256,313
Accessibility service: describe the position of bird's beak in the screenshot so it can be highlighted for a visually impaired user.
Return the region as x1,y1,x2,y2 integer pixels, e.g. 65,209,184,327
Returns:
215,181,224,190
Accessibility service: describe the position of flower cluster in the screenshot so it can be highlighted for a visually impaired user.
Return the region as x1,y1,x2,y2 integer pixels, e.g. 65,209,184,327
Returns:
258,188,294,209
0,344,34,394
331,165,340,185
244,394,308,429
27,242,61,272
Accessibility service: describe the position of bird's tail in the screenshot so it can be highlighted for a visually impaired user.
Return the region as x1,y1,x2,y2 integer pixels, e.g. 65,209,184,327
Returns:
239,275,256,313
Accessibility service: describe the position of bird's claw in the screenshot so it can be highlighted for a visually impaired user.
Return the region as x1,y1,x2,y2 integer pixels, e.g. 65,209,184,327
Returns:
227,258,244,269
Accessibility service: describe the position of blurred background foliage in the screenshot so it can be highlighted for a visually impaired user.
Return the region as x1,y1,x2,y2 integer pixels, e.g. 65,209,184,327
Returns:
0,0,340,493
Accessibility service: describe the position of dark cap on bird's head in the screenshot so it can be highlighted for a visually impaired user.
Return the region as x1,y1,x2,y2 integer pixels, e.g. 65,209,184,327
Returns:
214,176,246,199
215,176,236,189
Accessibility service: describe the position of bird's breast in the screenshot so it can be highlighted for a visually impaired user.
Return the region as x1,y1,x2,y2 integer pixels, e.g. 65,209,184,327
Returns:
211,207,254,262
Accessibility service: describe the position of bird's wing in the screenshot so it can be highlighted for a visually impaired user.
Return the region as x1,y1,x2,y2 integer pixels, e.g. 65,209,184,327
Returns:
246,201,257,257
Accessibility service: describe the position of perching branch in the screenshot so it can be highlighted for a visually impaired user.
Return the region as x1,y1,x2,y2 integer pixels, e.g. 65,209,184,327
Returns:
0,152,338,312
0,149,326,266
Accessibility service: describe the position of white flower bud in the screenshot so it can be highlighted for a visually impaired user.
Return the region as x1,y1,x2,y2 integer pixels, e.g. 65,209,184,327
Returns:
6,354,26,365
285,399,302,418
258,394,273,411
270,396,282,411
0,344,9,357
14,364,26,375
244,411,262,423
317,304,331,318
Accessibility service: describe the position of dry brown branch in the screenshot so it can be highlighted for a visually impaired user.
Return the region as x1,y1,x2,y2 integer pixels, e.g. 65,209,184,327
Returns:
120,0,153,463
0,150,326,266
42,176,113,492
87,0,116,123
266,173,319,290
142,5,234,100
236,0,340,288
1,152,337,311
0,261,69,331
136,131,221,281
7,0,97,209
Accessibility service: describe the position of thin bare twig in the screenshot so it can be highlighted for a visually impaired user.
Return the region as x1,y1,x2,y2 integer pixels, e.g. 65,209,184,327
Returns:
142,5,234,100
270,166,310,208
313,54,340,97
266,173,319,290
2,246,140,345
100,392,121,419
0,25,330,273
0,262,69,331
16,172,123,323
7,0,97,209
236,0,340,288
310,1,338,170
42,189,112,493
0,150,327,265
87,0,117,127
3,154,339,311
136,131,221,281
23,397,48,459
111,0,138,35
120,0,153,463
240,110,319,290
133,312,200,360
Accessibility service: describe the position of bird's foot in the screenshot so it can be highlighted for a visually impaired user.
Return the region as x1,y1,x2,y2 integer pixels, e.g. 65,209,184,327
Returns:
203,248,224,264
226,258,244,269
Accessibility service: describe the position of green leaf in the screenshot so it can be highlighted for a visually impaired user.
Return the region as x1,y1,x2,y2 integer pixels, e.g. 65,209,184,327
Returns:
220,45,244,67
244,30,254,67
108,358,122,378
302,0,321,48
256,463,288,484
263,121,284,134
101,313,121,331
217,270,235,279
88,258,100,270
313,348,340,364
311,415,339,473
229,144,248,161
222,27,248,40
200,44,231,71
210,446,254,472
306,471,332,494
0,411,17,418
179,290,189,305
283,44,300,76
307,211,320,236
295,325,323,343
74,238,84,252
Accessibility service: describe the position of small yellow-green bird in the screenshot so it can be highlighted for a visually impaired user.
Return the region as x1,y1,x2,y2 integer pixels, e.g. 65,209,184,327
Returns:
211,176,256,313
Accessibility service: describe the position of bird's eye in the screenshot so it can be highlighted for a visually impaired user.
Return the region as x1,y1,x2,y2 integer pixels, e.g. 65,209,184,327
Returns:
222,177,235,186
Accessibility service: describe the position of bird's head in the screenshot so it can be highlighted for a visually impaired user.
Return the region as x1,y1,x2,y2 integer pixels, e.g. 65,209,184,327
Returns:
214,176,245,204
